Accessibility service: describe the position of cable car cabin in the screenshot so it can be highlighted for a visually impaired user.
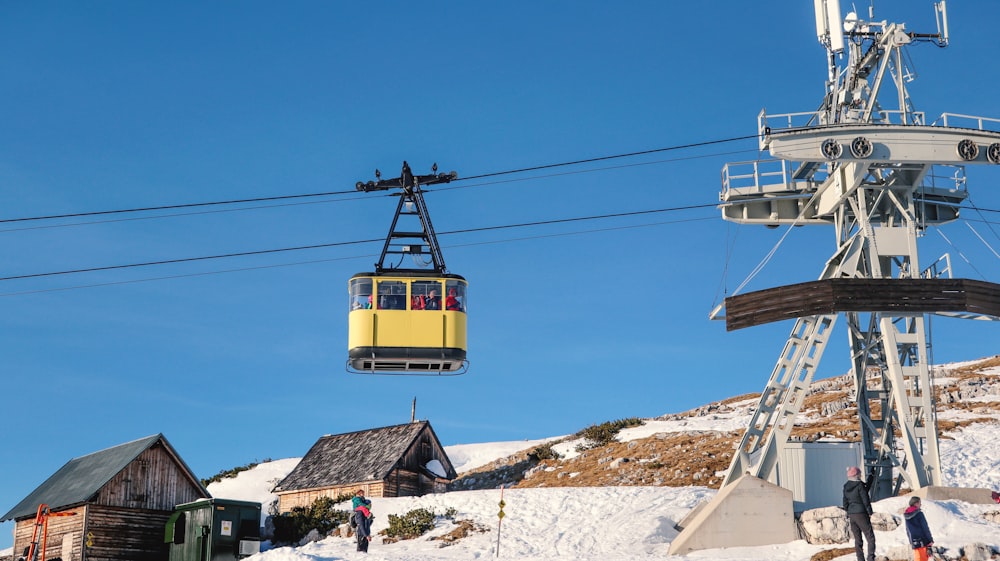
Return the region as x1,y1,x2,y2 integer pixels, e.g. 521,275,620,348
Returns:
348,272,468,374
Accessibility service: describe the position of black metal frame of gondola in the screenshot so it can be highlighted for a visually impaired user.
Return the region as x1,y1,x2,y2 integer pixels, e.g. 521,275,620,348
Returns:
355,161,457,275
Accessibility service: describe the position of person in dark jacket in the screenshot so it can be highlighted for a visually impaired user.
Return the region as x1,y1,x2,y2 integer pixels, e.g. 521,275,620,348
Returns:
904,496,934,561
352,489,373,553
843,466,876,561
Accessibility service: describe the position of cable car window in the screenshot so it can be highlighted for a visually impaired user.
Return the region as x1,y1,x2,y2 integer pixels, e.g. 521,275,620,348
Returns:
377,280,406,310
412,280,442,310
350,278,373,310
445,280,467,312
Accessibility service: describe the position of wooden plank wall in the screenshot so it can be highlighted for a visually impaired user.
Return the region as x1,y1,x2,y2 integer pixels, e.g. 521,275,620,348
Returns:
12,506,87,561
387,469,441,497
398,427,455,480
84,505,172,561
277,482,386,513
725,278,1000,331
92,443,204,511
965,279,1000,316
399,435,432,472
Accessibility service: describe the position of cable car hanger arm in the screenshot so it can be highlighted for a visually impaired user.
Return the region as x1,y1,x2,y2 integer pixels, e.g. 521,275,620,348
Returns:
355,161,458,193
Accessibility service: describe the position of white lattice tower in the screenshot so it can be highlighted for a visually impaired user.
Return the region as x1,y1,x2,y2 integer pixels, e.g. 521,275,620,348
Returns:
717,0,1000,498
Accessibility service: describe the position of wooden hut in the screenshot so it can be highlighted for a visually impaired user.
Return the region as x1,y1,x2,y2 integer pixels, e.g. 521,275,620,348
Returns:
1,434,209,561
273,421,457,512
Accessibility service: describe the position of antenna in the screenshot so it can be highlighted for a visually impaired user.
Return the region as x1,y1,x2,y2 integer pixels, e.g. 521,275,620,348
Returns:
935,1,949,46
814,0,844,53
827,0,844,52
814,0,828,44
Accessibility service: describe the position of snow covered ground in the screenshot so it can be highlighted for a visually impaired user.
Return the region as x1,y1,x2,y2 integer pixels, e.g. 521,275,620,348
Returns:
5,364,1000,560
188,415,1000,561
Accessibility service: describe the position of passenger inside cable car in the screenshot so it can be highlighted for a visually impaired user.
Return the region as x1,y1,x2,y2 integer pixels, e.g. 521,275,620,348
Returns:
425,290,440,310
445,287,462,311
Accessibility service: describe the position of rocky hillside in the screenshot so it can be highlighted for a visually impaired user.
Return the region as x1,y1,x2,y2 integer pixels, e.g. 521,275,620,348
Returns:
448,355,1000,492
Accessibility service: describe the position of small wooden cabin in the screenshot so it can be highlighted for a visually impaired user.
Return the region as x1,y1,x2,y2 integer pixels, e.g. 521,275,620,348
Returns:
1,434,209,561
273,421,457,512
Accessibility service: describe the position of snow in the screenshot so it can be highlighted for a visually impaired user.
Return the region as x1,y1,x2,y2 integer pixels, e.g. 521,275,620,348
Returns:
424,460,446,479
202,457,301,520
939,430,1000,491
446,439,562,473
174,421,1000,561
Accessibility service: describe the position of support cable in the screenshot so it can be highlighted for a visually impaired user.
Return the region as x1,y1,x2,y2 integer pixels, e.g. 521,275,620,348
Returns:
964,194,1000,247
0,204,716,282
0,215,715,297
458,135,761,181
0,135,759,226
935,229,988,280
964,222,1000,261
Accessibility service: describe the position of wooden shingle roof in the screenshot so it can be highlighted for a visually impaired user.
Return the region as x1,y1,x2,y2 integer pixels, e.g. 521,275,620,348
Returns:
275,421,455,492
1,433,208,521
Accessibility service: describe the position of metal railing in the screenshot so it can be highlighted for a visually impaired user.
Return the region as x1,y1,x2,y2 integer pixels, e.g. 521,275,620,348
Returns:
758,109,931,133
721,159,796,196
760,109,1000,134
921,164,967,193
933,113,1000,132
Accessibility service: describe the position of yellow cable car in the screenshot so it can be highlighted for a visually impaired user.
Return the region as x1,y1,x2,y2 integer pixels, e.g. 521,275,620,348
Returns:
348,272,468,373
347,162,469,375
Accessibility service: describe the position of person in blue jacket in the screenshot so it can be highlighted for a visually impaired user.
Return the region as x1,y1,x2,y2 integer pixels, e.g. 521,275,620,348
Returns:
843,466,876,561
352,489,373,553
904,496,934,561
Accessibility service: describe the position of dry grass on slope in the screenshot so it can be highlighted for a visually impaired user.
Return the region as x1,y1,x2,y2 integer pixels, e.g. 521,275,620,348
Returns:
448,430,742,491
514,431,739,489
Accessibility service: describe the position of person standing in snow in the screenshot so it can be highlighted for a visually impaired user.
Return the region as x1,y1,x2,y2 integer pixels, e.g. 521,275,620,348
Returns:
843,466,876,561
904,496,934,561
352,489,373,552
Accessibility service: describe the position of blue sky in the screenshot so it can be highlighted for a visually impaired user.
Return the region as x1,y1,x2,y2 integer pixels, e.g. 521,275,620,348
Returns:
3,0,1000,548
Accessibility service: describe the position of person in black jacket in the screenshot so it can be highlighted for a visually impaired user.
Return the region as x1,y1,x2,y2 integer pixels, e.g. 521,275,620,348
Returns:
843,466,876,561
904,496,934,561
352,490,373,553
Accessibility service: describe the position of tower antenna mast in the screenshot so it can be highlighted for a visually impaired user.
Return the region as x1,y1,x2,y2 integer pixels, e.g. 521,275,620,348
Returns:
719,0,996,498
672,2,999,552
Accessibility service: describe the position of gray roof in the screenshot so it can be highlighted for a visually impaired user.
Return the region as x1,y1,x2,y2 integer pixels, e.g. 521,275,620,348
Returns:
275,421,456,492
2,434,205,521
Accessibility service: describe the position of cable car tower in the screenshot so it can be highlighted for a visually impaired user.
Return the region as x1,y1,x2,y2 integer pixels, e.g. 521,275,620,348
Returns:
716,0,1000,500
346,161,470,375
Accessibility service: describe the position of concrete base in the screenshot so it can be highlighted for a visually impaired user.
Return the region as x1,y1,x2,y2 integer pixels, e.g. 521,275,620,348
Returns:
673,500,708,532
668,475,797,555
909,486,996,505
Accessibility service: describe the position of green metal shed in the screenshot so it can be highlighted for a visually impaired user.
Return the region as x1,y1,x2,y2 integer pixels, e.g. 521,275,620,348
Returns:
165,498,261,561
